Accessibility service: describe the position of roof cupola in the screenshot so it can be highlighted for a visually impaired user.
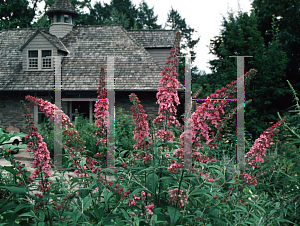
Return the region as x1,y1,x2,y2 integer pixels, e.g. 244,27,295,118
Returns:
46,0,79,38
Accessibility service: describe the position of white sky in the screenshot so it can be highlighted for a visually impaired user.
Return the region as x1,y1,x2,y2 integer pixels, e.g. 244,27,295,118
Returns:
91,0,253,74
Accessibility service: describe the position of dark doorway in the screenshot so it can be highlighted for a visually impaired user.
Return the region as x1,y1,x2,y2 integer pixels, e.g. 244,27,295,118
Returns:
72,101,89,121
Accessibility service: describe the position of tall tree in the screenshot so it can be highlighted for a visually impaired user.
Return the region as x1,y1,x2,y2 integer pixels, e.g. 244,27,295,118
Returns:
251,0,300,101
77,0,162,29
165,7,199,59
135,0,161,29
76,1,110,26
0,0,36,30
164,7,200,94
109,0,138,29
208,11,289,138
103,7,130,29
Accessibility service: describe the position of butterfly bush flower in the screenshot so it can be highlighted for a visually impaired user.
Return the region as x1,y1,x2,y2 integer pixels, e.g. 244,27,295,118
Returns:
145,203,155,216
168,188,188,208
245,116,287,169
129,93,152,151
25,95,88,174
21,101,52,191
25,95,73,129
168,70,256,178
94,66,109,146
153,31,181,142
191,69,257,150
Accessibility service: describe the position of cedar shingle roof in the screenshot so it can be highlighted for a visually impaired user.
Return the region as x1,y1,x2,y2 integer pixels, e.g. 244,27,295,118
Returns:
127,30,177,48
46,0,79,16
0,25,184,91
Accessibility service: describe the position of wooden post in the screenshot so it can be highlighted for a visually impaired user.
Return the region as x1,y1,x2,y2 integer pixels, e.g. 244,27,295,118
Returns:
54,56,62,169
230,56,253,171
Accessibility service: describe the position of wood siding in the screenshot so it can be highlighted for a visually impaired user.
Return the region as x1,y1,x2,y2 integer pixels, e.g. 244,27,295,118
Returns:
49,23,73,38
22,33,57,71
145,48,170,68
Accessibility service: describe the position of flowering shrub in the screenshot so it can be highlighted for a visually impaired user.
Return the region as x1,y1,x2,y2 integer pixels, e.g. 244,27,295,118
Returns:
0,31,298,225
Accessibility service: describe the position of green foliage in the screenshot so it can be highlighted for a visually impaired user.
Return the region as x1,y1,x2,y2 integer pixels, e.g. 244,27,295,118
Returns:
251,0,300,96
103,7,130,29
115,108,135,154
74,115,98,157
135,0,162,29
208,10,289,139
0,0,35,30
76,0,162,30
1,100,300,225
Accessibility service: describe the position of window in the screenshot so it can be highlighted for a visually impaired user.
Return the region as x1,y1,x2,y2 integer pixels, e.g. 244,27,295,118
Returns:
57,14,61,22
64,14,69,23
28,50,38,69
27,50,52,70
42,50,52,68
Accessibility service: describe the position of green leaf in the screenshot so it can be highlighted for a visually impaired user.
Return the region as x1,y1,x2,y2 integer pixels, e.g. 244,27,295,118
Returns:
115,217,125,226
72,210,83,224
146,173,158,193
17,212,34,218
83,197,93,210
46,205,60,218
38,210,45,222
150,214,157,226
0,202,18,214
79,157,86,172
213,169,225,181
78,188,91,198
190,189,210,196
0,186,26,194
2,166,18,175
93,205,104,220
103,189,113,206
120,208,129,220
13,204,33,215
167,206,181,226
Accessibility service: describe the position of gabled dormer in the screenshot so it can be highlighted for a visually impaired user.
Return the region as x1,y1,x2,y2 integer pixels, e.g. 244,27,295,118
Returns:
45,0,79,38
20,30,69,71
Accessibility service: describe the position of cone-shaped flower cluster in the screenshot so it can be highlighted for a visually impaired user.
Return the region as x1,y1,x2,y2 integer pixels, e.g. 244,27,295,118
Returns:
25,95,73,129
94,66,109,146
25,95,86,172
129,93,152,151
172,70,256,169
245,116,287,169
21,101,52,191
153,30,181,142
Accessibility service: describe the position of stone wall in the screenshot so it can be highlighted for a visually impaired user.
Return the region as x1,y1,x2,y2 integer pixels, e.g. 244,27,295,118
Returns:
115,91,159,120
0,91,35,132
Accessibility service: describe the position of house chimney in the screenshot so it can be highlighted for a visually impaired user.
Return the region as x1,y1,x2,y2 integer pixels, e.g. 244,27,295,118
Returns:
46,0,79,38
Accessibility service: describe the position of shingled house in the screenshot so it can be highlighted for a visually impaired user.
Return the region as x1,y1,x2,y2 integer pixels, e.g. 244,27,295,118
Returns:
0,0,184,131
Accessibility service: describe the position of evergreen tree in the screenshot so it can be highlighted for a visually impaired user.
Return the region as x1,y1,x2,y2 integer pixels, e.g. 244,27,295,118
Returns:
0,0,36,30
251,0,300,105
135,0,161,29
103,7,130,29
208,11,289,138
165,7,199,58
109,0,138,29
164,7,200,96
